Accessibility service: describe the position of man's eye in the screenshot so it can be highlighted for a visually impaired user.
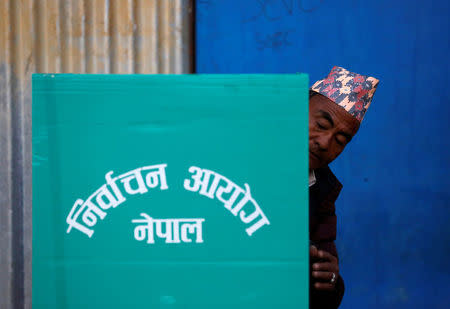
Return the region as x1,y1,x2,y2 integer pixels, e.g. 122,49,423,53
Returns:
316,122,326,129
336,136,346,146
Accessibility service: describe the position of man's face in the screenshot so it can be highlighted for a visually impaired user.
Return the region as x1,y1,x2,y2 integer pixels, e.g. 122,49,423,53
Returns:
309,93,360,169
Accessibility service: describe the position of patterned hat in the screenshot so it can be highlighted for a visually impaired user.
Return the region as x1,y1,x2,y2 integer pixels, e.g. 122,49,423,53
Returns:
311,66,379,122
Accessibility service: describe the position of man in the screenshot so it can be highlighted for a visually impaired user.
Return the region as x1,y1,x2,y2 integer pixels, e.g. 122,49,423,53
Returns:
308,66,379,308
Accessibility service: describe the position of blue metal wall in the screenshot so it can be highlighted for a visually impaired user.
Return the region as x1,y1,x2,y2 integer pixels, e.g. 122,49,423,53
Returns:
196,0,450,308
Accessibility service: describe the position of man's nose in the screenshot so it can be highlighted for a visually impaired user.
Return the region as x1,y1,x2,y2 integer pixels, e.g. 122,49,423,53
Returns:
316,133,332,151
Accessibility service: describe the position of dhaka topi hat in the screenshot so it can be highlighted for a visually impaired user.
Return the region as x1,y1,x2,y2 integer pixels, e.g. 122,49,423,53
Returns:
311,66,379,122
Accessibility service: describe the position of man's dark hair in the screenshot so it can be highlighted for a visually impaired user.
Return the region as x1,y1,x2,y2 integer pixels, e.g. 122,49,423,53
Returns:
309,90,318,98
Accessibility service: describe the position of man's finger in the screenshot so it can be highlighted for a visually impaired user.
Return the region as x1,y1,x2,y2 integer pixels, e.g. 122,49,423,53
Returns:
310,245,318,258
314,282,335,291
312,262,336,272
317,250,337,262
312,271,334,281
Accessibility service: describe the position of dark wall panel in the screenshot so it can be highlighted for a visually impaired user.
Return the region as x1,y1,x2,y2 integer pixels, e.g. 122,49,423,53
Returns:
196,0,450,308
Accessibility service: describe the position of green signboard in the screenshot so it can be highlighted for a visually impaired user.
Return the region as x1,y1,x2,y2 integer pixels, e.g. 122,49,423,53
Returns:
32,74,309,308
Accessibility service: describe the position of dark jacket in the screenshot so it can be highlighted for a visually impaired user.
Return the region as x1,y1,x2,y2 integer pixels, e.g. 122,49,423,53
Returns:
309,166,345,308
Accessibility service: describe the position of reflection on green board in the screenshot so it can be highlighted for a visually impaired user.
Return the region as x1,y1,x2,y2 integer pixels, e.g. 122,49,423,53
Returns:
32,74,309,308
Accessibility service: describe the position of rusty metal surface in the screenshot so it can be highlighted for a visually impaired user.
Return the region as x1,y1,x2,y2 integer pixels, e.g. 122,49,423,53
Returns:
0,1,193,308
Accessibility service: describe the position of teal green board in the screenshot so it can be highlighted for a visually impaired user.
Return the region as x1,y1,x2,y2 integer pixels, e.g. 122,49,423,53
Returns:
32,74,309,308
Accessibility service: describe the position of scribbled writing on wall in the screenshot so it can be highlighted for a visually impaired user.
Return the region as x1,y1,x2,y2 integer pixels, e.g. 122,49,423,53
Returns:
255,30,294,50
243,0,325,23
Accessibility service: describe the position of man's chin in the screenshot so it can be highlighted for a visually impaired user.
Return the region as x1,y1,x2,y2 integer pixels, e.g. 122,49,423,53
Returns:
309,163,320,170
309,155,323,170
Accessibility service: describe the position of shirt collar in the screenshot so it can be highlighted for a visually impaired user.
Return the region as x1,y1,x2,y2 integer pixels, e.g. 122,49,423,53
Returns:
309,169,316,187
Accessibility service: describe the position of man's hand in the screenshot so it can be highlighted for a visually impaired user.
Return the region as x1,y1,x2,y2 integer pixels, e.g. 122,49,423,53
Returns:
310,245,340,291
